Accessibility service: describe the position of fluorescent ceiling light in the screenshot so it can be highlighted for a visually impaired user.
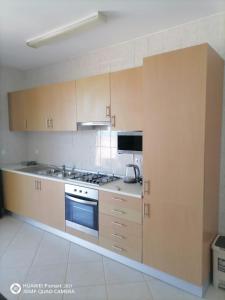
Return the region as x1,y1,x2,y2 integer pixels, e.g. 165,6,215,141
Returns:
26,11,106,48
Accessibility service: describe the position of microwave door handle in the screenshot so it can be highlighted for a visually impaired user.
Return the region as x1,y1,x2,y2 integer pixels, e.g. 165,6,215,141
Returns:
66,195,98,206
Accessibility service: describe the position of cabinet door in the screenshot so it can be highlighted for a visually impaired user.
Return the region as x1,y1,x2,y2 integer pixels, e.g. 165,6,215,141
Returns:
2,171,39,218
39,179,65,231
143,46,206,285
8,91,27,131
26,87,46,131
110,67,143,131
43,81,76,131
76,74,110,123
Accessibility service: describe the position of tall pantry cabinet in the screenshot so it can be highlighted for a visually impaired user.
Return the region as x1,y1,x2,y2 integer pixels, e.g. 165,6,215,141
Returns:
143,44,224,286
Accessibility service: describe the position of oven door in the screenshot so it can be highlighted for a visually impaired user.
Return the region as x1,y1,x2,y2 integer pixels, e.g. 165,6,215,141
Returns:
65,193,98,237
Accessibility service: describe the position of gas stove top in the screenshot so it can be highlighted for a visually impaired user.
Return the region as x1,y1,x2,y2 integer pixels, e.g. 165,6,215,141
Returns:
68,171,120,186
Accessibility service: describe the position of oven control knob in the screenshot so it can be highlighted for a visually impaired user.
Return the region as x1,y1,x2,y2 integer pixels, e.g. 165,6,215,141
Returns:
79,190,82,193
85,191,88,194
74,189,77,192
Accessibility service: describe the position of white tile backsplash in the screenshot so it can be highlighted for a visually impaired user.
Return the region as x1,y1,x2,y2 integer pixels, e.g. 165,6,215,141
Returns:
1,12,225,232
26,130,139,176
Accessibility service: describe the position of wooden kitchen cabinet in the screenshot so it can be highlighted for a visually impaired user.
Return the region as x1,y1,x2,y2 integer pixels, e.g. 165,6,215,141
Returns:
2,171,65,231
8,90,27,131
99,190,143,261
143,44,224,286
36,81,76,131
8,81,76,131
3,171,39,219
76,73,110,123
110,67,143,131
8,88,39,131
39,178,65,231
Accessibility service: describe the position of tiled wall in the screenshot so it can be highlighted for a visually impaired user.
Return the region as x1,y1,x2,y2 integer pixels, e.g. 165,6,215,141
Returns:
26,130,143,177
2,12,225,232
0,67,27,165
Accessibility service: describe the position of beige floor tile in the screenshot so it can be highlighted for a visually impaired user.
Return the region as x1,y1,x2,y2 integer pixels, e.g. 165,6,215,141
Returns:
103,258,144,284
204,285,225,300
146,277,201,300
0,247,37,268
0,216,24,257
63,285,107,300
107,282,153,300
68,243,102,264
32,232,70,267
66,261,105,287
9,223,44,251
20,263,67,300
0,266,28,300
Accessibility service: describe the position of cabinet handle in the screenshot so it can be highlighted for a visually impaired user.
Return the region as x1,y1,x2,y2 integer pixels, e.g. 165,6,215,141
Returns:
112,209,126,215
112,197,126,202
144,180,150,195
34,180,37,190
112,221,126,227
38,181,42,191
50,118,53,129
112,233,125,240
112,245,126,252
24,120,28,129
106,106,111,117
111,115,116,127
47,119,50,128
143,203,150,217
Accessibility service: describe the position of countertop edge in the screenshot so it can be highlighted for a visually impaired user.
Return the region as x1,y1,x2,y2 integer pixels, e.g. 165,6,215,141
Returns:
1,167,143,199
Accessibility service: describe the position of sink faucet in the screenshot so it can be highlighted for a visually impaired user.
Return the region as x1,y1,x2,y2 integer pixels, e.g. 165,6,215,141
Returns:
62,165,66,176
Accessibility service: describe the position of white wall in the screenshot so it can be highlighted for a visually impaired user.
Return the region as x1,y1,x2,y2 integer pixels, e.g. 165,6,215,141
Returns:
6,12,225,233
0,67,27,164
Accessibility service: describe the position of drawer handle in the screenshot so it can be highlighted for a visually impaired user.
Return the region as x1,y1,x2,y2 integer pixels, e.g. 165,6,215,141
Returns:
143,203,150,217
112,245,126,252
112,221,126,227
112,233,125,240
112,209,126,215
112,197,126,202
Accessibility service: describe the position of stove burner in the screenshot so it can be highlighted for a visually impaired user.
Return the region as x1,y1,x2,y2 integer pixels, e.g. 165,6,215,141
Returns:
68,171,120,185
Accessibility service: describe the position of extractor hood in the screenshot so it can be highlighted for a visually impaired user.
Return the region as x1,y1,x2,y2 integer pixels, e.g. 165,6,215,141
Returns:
77,121,110,130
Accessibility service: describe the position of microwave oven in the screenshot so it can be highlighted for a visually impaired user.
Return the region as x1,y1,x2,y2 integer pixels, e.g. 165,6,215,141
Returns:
117,131,142,154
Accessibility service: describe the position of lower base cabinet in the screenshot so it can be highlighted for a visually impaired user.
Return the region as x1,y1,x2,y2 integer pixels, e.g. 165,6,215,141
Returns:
2,171,65,231
99,191,143,261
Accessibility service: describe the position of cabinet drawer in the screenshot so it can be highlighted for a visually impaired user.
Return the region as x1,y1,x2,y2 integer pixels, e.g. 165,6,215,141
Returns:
99,213,142,239
99,191,142,224
99,236,142,262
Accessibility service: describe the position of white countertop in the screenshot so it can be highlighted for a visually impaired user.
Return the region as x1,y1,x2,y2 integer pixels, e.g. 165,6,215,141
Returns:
1,163,143,199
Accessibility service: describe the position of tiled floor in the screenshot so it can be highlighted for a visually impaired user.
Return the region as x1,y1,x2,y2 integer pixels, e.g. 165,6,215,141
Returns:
0,215,225,300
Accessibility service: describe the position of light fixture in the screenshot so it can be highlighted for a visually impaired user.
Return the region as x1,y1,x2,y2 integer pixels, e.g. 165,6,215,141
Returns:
26,11,106,48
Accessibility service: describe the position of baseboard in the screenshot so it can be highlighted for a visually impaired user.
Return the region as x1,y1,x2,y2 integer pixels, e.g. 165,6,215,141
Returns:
10,212,208,297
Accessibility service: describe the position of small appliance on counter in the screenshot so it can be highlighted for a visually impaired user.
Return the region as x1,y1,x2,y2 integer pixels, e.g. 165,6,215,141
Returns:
123,164,140,183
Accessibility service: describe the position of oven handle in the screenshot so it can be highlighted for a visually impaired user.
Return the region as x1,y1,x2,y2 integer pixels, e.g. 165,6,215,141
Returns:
65,194,98,206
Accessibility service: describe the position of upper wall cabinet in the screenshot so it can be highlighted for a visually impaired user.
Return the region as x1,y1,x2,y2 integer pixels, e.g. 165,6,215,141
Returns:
76,73,110,123
8,81,76,131
8,89,31,131
110,67,143,131
36,81,77,131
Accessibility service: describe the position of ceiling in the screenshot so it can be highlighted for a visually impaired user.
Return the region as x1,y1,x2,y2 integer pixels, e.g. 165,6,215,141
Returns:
0,0,225,70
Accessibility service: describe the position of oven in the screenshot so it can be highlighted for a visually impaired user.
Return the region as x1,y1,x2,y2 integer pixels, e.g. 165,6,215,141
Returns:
65,184,98,237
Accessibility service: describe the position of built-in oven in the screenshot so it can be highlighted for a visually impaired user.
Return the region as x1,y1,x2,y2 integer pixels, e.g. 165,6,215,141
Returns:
65,184,98,238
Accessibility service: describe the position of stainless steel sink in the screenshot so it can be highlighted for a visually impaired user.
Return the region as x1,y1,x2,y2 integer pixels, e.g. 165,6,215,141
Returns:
17,164,74,179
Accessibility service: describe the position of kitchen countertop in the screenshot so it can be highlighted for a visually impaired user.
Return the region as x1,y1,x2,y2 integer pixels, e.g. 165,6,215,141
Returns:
0,163,143,199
